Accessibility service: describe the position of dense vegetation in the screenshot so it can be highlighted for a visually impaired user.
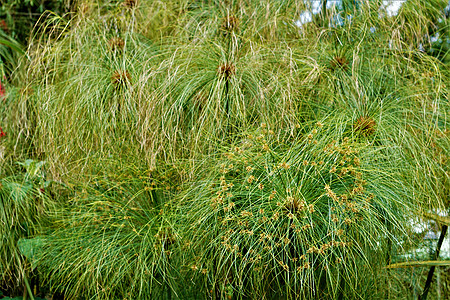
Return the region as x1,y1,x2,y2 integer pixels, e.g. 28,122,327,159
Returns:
0,0,449,299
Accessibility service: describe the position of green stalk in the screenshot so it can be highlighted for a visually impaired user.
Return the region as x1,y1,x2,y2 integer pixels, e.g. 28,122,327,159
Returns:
23,274,35,300
322,0,328,26
419,225,448,300
225,76,230,136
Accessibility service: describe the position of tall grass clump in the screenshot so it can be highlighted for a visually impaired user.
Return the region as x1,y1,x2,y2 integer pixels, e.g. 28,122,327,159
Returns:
28,159,184,299
0,160,56,295
0,0,448,298
178,117,420,299
20,13,167,180
17,0,321,181
294,0,449,212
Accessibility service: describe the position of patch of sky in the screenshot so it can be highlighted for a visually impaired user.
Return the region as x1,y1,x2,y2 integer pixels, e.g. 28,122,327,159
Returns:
381,0,407,18
430,32,440,43
295,0,343,28
404,209,450,260
295,0,409,28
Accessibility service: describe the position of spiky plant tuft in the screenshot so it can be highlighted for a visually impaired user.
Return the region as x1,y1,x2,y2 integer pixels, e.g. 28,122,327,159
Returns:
354,116,377,137
111,70,131,87
178,119,419,299
330,56,350,71
1,1,448,298
108,37,125,52
123,0,137,9
29,161,181,299
218,62,236,79
221,15,239,34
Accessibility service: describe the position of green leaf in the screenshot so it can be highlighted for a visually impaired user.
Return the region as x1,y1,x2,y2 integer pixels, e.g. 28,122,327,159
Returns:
18,237,44,269
17,159,46,179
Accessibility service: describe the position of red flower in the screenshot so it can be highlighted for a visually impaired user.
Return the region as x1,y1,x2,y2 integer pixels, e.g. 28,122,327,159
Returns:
0,127,6,138
0,81,5,98
0,20,8,33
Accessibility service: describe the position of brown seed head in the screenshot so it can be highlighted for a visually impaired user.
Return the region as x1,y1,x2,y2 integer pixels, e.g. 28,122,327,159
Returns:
221,15,239,33
330,56,349,71
108,37,125,52
284,196,306,213
354,116,376,136
218,63,236,79
123,0,137,8
111,70,131,87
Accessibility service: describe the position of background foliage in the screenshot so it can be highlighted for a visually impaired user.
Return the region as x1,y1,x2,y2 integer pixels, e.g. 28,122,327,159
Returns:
0,0,448,299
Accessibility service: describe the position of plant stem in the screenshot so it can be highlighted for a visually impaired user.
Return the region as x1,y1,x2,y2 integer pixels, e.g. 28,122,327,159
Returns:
322,0,328,23
419,224,448,300
225,76,231,138
23,274,35,300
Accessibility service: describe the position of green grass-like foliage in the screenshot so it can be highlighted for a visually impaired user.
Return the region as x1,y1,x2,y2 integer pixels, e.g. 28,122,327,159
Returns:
29,161,182,299
179,119,415,299
0,0,448,299
0,160,55,294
